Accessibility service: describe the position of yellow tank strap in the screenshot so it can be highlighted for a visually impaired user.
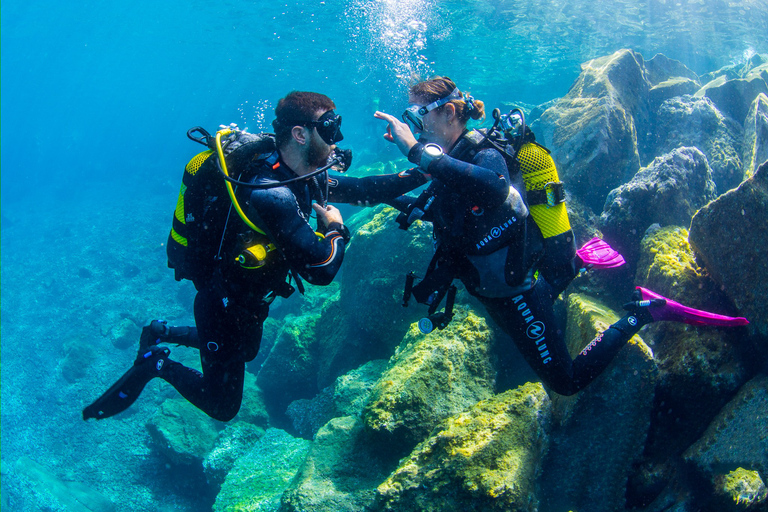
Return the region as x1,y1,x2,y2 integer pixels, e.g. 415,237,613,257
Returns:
216,130,267,236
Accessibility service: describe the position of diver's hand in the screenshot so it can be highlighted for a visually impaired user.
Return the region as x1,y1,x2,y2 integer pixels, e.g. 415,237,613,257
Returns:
313,203,343,228
374,111,418,157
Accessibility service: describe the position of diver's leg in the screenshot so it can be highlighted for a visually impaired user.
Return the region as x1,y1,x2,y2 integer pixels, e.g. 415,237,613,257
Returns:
139,320,199,355
156,287,265,421
481,280,580,395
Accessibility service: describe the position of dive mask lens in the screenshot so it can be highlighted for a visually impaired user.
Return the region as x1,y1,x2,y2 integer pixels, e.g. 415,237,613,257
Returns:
402,105,424,132
313,111,344,145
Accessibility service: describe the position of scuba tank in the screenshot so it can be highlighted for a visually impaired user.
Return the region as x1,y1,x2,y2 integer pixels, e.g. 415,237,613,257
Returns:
496,109,578,294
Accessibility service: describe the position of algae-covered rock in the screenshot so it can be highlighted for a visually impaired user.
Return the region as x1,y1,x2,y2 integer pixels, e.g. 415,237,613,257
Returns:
376,383,551,512
743,93,768,179
635,225,721,308
204,421,266,485
281,416,390,512
11,456,116,512
257,313,322,417
238,371,270,427
600,146,717,265
213,428,311,512
714,467,768,510
689,160,768,337
646,94,743,192
535,49,649,211
684,375,768,480
314,206,434,387
634,225,749,461
146,397,220,465
363,308,496,449
287,359,388,439
539,293,657,512
696,73,768,126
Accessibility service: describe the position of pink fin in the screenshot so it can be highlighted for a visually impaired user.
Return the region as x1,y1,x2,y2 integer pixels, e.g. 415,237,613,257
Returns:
636,287,749,327
576,237,626,269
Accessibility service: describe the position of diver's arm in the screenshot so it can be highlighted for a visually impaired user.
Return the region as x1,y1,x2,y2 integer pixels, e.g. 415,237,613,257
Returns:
247,188,345,286
327,170,427,205
422,148,509,207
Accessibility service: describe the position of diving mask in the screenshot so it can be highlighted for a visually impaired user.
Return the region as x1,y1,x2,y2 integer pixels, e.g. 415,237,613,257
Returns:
306,110,344,145
401,87,462,132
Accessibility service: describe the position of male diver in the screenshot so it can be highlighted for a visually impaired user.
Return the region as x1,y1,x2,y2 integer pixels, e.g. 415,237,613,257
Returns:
84,92,371,421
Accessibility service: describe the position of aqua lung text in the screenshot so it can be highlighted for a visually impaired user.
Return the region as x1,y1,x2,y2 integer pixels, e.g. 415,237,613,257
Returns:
512,294,552,364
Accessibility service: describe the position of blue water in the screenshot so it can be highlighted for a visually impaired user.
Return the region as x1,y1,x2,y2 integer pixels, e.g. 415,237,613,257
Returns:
2,0,767,511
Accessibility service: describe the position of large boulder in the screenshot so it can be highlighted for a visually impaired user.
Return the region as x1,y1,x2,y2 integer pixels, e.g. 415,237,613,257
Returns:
286,359,388,439
376,383,551,512
213,428,311,512
682,375,768,508
534,49,650,211
257,313,322,419
743,92,768,179
280,416,390,512
631,227,750,489
146,398,220,466
363,308,496,451
313,206,434,388
539,293,657,512
696,73,768,126
600,147,717,266
689,160,768,337
644,95,743,192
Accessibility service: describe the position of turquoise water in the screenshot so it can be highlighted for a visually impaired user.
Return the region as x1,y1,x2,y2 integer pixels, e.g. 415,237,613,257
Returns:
2,1,767,511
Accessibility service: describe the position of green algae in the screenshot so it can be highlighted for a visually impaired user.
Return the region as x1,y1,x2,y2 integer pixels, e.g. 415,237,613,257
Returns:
376,383,550,512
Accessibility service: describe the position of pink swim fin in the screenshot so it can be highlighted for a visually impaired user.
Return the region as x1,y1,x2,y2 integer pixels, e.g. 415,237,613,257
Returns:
634,287,749,327
576,237,626,269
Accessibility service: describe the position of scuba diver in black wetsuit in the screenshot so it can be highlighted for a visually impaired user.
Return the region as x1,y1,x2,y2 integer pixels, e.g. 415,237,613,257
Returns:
83,92,425,422
346,76,748,396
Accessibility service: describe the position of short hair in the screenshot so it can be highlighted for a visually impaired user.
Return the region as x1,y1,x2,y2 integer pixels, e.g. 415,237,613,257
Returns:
409,76,485,125
272,91,336,147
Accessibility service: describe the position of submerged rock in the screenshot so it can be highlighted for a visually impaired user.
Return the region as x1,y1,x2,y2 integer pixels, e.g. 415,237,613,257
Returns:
11,456,116,512
743,93,768,179
689,160,768,337
314,206,434,388
696,73,768,126
281,416,390,512
203,421,266,485
633,226,749,479
535,49,649,211
146,398,220,466
539,293,656,512
257,313,322,418
683,375,768,506
213,428,311,512
714,467,768,510
646,94,743,192
286,359,388,439
363,308,496,450
600,147,717,265
376,383,550,512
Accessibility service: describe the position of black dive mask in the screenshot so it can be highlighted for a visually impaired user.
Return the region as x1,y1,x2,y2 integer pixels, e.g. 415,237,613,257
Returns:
307,110,344,145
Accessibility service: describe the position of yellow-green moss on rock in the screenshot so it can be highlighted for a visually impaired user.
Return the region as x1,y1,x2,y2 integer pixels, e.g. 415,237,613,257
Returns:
376,382,550,512
716,467,768,509
363,308,497,447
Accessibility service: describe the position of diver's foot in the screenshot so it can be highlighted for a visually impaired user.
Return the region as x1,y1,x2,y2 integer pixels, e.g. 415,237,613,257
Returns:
83,346,171,421
624,287,749,327
576,237,625,270
138,320,170,359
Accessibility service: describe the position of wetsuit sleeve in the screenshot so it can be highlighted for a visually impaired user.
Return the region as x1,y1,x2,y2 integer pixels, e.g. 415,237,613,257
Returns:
247,187,345,286
327,171,427,205
426,148,510,207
